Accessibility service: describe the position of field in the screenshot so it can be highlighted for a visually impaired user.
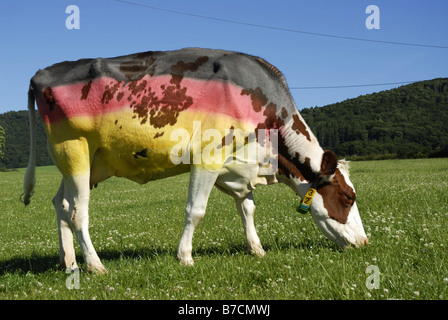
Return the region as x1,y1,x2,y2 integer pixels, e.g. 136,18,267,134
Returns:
0,158,447,300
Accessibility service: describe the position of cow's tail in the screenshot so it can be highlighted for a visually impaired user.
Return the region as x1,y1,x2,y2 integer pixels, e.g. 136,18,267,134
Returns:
21,85,36,206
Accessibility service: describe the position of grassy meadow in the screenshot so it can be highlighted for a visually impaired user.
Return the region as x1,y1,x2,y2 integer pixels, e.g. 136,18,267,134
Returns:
0,158,447,300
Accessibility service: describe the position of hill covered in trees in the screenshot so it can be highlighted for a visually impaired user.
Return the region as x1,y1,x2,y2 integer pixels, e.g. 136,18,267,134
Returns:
0,110,52,169
301,78,448,159
0,78,447,169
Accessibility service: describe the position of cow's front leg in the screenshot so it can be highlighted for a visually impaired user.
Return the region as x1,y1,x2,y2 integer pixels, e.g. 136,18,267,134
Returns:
236,192,265,257
177,166,219,266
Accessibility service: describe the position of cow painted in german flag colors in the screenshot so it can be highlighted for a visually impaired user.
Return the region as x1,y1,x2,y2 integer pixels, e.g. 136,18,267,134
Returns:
22,48,368,273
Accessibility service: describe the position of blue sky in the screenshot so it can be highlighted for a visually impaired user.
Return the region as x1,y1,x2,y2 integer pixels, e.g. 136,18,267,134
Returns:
0,0,447,113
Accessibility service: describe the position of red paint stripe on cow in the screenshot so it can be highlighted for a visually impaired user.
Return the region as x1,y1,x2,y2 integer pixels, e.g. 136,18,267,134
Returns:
36,75,267,126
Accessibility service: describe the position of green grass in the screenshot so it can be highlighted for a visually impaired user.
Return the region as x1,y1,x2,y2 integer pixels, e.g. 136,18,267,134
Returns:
1,159,447,300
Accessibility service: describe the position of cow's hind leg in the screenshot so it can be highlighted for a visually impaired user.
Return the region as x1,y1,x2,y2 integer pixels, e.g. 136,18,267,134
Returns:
62,173,107,274
53,179,78,270
51,138,106,274
177,166,219,266
236,192,265,257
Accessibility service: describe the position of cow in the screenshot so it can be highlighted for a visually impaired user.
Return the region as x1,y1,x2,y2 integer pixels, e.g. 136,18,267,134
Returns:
22,48,368,273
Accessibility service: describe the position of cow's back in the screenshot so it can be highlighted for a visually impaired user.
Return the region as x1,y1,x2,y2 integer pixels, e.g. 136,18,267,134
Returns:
31,48,291,110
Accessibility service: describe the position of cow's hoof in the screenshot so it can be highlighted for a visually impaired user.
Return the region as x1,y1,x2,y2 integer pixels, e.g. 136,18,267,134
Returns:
178,255,194,266
249,246,266,258
87,263,108,274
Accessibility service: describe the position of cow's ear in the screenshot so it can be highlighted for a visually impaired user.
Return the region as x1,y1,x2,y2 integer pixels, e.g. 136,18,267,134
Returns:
320,150,338,178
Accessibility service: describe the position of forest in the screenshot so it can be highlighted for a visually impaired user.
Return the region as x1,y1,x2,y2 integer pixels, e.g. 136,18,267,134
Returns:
0,110,52,169
0,78,447,169
301,78,448,160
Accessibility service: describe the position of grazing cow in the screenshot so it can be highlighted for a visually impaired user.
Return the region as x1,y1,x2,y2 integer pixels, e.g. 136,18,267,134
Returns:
22,48,368,273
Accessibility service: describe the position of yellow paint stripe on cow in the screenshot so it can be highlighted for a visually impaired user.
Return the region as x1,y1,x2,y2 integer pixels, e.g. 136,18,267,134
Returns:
43,108,258,177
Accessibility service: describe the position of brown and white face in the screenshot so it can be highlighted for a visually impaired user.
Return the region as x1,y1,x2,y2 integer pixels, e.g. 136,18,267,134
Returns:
299,151,368,248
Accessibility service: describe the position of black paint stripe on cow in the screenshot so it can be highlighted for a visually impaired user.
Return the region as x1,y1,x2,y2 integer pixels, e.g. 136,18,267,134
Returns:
30,48,294,115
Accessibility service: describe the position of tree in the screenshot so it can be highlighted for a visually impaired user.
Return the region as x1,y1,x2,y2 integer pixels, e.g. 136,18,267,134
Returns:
0,110,52,168
0,125,5,160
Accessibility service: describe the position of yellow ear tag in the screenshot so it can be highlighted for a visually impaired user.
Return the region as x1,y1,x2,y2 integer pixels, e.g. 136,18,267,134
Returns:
296,188,317,214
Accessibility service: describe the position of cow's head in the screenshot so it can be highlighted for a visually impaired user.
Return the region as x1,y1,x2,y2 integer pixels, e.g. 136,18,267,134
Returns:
296,150,368,248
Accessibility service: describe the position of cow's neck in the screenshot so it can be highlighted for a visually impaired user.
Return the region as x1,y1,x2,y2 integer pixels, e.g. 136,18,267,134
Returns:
276,108,324,187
